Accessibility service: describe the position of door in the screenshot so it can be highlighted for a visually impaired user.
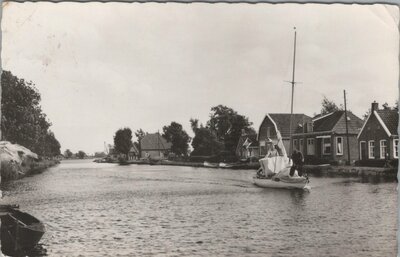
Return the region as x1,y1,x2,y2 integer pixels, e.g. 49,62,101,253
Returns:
360,141,367,160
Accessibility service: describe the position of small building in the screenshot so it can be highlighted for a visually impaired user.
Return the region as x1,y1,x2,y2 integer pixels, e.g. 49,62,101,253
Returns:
258,113,312,156
128,144,139,160
357,102,398,166
292,110,363,164
236,131,259,161
140,132,172,159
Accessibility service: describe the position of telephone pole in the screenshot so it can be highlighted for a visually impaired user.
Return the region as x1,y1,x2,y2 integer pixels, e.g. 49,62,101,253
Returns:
344,90,351,164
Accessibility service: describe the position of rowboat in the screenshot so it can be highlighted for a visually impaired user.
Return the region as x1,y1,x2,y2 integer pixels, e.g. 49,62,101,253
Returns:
0,207,45,254
203,161,218,168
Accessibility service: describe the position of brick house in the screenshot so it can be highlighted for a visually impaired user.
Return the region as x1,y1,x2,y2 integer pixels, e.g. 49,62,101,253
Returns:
292,110,363,164
357,102,399,166
140,132,172,159
235,131,259,161
258,113,312,156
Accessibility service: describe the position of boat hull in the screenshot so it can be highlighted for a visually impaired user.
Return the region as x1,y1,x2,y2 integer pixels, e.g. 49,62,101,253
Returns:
1,209,45,253
253,176,308,189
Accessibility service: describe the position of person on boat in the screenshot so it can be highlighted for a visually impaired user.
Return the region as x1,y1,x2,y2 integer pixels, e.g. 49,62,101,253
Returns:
290,149,304,176
267,144,283,158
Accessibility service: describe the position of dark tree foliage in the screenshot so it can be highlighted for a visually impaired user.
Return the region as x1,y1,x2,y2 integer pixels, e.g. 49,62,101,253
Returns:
206,105,254,155
134,128,146,158
162,122,190,156
64,149,73,159
1,70,61,157
114,127,133,159
320,96,343,115
190,118,224,156
77,151,86,159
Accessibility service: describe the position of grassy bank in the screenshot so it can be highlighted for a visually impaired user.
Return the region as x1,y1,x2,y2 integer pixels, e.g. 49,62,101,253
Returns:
1,159,60,181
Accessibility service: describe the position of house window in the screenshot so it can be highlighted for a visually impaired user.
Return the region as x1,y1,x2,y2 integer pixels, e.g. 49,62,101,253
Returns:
322,137,331,155
336,137,343,155
266,127,271,138
307,122,313,133
293,139,298,151
299,139,304,153
368,141,375,159
307,138,315,155
394,139,399,159
380,140,387,159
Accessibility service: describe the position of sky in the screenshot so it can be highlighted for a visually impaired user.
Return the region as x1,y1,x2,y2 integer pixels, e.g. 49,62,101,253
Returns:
1,3,399,154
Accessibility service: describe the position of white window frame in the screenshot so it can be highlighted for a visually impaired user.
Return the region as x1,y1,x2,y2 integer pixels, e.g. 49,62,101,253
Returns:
394,139,399,159
336,137,343,156
322,137,331,155
380,140,387,159
368,140,375,159
307,138,315,155
359,141,366,160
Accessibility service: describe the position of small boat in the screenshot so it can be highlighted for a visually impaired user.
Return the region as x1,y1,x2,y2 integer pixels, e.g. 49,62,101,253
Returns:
253,170,308,189
253,28,309,190
218,162,234,168
203,161,218,168
0,208,45,253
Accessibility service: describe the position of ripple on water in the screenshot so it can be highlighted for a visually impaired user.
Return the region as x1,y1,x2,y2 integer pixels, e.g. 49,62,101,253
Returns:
0,160,397,257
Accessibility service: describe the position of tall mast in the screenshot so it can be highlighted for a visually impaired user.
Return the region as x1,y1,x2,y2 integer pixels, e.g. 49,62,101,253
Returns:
289,27,297,156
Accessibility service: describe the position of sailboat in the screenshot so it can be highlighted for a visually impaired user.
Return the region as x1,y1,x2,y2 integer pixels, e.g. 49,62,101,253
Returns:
253,28,309,190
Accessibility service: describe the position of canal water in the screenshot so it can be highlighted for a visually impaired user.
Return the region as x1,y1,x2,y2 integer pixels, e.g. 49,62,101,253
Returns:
0,159,397,256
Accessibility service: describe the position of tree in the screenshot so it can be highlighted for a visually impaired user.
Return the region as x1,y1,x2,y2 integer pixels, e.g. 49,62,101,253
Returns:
77,151,86,159
320,96,342,115
206,105,254,155
64,149,73,159
114,127,133,159
1,70,61,157
162,122,190,156
134,128,146,158
190,118,224,156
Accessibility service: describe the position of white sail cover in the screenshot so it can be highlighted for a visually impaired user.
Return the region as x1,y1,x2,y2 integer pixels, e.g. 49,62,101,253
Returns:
259,130,292,176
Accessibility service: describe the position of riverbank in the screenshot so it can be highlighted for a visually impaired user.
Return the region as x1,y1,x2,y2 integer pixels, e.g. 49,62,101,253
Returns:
0,141,60,181
1,159,60,181
106,159,398,179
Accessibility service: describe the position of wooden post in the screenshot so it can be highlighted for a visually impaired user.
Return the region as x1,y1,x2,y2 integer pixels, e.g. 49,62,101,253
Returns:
344,90,351,164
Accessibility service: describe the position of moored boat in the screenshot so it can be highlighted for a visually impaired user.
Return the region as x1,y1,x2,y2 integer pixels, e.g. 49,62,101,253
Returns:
203,161,218,168
0,208,45,253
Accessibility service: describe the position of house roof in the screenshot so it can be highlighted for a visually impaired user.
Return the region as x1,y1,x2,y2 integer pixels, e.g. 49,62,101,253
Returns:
310,111,363,134
267,113,312,138
376,109,398,135
141,133,172,150
129,144,139,153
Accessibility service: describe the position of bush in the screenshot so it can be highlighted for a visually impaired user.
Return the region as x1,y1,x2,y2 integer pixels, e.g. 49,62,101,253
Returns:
355,159,398,168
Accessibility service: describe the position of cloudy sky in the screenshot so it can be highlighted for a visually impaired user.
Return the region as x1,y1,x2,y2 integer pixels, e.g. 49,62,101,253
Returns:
1,3,398,154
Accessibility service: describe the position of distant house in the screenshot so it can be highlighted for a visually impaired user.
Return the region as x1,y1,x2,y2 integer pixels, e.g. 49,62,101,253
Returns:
357,102,398,166
258,113,312,156
128,144,140,160
292,110,363,164
140,132,172,159
235,130,259,161
107,145,119,160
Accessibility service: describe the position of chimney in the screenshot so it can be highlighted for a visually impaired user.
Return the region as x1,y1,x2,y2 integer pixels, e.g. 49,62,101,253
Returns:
241,129,246,136
371,101,379,112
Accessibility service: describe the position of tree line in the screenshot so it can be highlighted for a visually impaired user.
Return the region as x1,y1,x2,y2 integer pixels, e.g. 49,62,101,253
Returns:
113,105,255,161
1,71,61,158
